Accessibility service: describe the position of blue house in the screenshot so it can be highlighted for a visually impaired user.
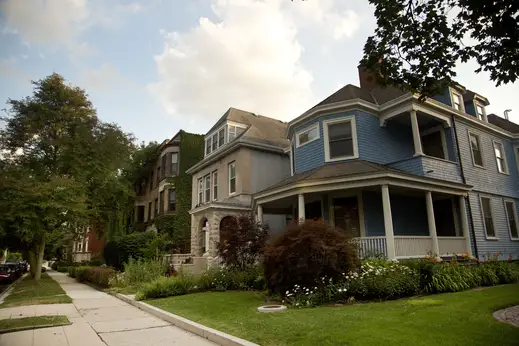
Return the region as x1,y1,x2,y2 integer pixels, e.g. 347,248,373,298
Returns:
253,68,519,261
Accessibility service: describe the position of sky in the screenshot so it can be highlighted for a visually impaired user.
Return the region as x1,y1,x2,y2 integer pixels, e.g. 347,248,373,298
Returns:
1,0,518,143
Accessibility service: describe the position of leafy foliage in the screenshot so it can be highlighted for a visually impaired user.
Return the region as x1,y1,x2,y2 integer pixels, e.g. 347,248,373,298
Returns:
217,214,269,270
103,232,158,270
263,220,360,295
112,258,166,288
361,0,519,97
0,73,135,280
70,266,115,288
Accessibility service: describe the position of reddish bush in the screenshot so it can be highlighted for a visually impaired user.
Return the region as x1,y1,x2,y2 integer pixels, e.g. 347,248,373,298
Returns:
217,214,269,270
80,267,115,288
263,220,360,295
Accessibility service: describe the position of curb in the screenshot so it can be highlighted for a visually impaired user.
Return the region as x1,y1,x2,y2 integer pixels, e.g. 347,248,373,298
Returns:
0,273,27,304
114,293,259,346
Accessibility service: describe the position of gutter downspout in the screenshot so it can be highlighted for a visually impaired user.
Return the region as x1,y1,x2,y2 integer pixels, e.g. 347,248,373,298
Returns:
452,115,479,259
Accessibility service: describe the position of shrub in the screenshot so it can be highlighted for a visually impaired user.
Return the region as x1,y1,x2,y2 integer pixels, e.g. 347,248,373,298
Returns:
136,275,197,300
6,252,23,262
74,267,90,282
263,220,360,295
57,266,69,273
218,214,269,270
68,266,76,278
103,232,158,270
198,265,265,292
82,267,115,288
118,258,166,287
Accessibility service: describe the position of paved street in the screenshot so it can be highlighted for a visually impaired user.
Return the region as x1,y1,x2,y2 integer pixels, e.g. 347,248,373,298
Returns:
0,271,217,346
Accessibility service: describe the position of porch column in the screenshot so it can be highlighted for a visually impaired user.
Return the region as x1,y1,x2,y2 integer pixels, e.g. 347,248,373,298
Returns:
381,185,396,259
410,110,423,156
257,204,263,223
425,191,440,258
458,196,472,255
298,193,305,224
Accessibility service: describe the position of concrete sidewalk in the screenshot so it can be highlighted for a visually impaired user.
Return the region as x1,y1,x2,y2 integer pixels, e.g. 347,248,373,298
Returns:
0,271,217,346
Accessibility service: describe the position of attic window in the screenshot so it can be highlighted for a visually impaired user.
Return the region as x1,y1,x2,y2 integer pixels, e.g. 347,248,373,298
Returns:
452,91,463,112
476,103,485,121
228,124,245,142
296,124,319,147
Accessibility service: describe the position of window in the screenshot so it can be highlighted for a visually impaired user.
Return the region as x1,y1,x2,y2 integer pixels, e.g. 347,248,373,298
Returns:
159,190,164,213
150,171,154,190
469,133,483,167
228,125,245,142
421,129,446,159
296,124,319,147
212,133,218,152
504,200,519,240
197,178,203,205
476,103,485,121
171,153,178,175
205,139,211,155
452,91,463,111
161,155,166,177
480,197,496,238
229,162,236,194
212,171,218,201
156,167,160,184
204,174,211,202
76,237,83,252
168,189,176,211
493,141,508,174
323,117,358,162
154,198,158,216
218,128,225,147
147,202,151,221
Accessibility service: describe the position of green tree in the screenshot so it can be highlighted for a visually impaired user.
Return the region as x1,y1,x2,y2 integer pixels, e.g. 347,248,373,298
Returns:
360,0,519,97
0,73,134,280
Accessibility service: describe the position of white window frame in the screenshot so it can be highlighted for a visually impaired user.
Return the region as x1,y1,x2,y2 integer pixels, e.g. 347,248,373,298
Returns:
514,145,519,175
468,131,484,168
420,125,448,160
197,178,203,205
228,161,236,195
323,116,359,162
212,170,218,201
295,123,320,148
450,88,465,112
205,138,211,156
503,199,519,240
474,101,486,122
492,140,509,174
204,174,211,203
479,195,498,240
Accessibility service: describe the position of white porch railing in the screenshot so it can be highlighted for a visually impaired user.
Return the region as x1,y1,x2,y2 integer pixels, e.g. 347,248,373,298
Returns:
162,254,192,266
438,237,468,256
395,236,433,258
352,236,387,259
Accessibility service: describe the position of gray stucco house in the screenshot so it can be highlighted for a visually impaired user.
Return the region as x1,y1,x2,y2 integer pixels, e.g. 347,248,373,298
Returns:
186,107,290,260
253,68,519,261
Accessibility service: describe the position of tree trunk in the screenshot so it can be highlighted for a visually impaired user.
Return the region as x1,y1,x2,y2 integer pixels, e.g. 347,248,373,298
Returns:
33,240,45,281
28,250,37,278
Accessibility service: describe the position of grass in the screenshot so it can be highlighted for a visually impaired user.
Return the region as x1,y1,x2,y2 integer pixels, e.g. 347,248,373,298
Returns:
147,284,519,346
0,315,69,332
1,273,72,308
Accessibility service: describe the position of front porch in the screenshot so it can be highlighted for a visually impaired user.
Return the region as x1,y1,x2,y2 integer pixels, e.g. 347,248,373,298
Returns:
254,162,473,259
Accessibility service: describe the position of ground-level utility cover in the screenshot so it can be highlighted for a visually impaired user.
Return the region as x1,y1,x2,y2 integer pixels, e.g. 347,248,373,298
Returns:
257,305,287,312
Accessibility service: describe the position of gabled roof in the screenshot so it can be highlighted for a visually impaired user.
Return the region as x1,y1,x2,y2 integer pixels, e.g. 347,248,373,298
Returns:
487,114,519,133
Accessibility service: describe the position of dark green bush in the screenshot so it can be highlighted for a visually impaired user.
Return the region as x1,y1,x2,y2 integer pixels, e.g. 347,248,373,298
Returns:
136,275,197,300
263,220,360,295
57,266,69,273
103,232,158,270
68,266,76,278
199,266,265,291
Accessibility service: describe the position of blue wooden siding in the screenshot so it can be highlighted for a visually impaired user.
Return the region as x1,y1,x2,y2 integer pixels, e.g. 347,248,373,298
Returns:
388,156,424,175
362,191,428,237
464,101,477,118
432,89,452,107
444,127,458,162
387,156,463,183
293,110,414,174
455,118,519,259
467,192,519,260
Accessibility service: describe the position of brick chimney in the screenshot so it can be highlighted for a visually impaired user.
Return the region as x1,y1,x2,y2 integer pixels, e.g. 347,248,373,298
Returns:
358,65,380,91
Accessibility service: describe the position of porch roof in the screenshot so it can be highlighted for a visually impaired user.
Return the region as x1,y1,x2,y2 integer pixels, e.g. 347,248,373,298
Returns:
254,160,472,203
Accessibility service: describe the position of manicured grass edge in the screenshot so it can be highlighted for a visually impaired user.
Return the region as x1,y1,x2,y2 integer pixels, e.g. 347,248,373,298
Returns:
113,292,259,346
0,315,70,334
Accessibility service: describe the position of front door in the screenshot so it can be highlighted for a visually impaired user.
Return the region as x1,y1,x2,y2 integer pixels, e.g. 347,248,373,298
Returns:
333,197,360,237
433,198,457,236
305,200,322,220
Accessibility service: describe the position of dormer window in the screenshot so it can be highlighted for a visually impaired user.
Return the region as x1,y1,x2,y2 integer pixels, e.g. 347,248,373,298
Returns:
205,122,247,157
296,124,319,147
452,91,463,112
475,103,486,121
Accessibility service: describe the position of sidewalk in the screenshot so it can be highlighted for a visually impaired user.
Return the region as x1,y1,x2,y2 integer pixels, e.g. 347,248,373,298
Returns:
0,271,217,346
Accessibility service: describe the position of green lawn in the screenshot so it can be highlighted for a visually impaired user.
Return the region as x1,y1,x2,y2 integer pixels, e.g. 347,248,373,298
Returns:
0,315,69,332
1,273,72,308
147,284,519,346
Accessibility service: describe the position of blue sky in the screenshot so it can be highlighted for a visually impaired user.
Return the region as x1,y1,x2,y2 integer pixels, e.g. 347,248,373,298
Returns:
1,0,518,143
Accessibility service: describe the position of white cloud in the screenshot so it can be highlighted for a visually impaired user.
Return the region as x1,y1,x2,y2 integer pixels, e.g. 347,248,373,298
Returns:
149,0,317,125
79,63,134,92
